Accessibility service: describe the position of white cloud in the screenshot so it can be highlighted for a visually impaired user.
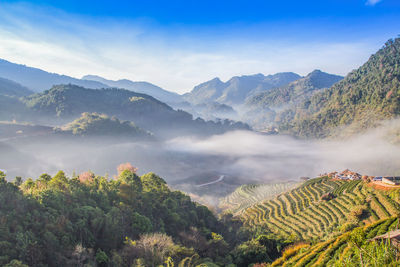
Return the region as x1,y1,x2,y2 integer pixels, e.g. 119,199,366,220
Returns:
366,0,382,6
0,3,390,94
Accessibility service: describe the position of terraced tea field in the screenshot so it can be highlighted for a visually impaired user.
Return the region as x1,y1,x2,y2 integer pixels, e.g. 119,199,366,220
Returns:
219,182,299,214
240,177,400,240
271,216,399,267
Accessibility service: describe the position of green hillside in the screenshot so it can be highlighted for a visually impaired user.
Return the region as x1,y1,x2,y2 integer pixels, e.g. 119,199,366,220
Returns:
55,112,150,138
271,217,400,267
219,182,299,215
240,177,400,241
281,38,400,138
0,167,233,266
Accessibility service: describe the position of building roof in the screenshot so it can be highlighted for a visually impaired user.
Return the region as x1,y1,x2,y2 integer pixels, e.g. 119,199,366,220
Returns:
372,229,400,241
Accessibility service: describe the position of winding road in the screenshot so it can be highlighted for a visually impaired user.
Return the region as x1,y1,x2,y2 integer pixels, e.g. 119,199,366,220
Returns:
196,175,225,187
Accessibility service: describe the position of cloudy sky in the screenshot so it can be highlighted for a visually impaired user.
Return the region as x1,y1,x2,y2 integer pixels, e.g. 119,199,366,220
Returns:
0,0,399,93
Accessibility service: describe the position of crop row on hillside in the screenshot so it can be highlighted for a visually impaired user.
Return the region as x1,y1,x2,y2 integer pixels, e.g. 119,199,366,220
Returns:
241,177,400,241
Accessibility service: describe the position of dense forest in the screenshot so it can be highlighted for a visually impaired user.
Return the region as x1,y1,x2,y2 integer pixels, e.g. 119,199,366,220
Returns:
0,164,284,267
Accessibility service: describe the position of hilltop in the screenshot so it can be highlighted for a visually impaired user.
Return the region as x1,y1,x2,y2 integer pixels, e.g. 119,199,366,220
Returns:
246,70,343,109
0,58,108,92
55,112,151,138
243,70,343,130
183,72,301,105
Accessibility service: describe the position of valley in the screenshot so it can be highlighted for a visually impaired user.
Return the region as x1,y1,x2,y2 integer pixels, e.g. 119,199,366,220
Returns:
0,7,399,264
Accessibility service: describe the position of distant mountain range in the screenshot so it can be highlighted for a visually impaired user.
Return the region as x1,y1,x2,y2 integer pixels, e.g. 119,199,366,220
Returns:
183,72,301,105
1,37,399,139
280,37,400,138
246,70,343,109
0,84,249,138
0,59,182,105
0,59,108,92
82,75,183,104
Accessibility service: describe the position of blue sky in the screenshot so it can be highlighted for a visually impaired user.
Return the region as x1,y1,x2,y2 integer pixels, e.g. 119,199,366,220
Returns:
0,0,399,93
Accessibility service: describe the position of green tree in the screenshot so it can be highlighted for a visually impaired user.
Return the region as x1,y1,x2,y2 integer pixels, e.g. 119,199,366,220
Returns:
49,171,68,190
95,249,109,267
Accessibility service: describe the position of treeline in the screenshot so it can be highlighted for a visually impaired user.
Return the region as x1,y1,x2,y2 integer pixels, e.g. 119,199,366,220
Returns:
0,164,279,267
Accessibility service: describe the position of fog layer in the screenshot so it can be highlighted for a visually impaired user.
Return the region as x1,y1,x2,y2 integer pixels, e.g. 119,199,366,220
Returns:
1,124,400,184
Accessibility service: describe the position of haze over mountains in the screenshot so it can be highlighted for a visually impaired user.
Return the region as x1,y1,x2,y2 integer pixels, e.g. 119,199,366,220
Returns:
82,75,183,104
246,70,343,109
3,84,247,138
0,77,33,97
183,72,301,105
0,37,399,140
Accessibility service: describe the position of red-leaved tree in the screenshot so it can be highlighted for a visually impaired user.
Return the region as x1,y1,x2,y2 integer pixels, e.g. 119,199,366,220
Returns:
79,171,94,184
117,163,138,176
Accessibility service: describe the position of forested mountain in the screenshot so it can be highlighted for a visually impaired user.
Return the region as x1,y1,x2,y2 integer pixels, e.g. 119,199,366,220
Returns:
246,70,343,109
281,38,400,138
0,59,109,92
7,84,249,137
0,166,229,266
0,77,33,97
55,112,151,138
83,75,183,104
183,72,301,105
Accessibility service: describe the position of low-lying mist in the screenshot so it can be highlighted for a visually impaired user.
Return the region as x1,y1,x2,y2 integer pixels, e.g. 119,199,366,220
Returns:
1,123,400,189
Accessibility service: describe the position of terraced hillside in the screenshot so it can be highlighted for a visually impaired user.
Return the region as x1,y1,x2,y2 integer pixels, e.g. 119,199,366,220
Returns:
271,216,400,267
240,177,400,241
219,182,299,215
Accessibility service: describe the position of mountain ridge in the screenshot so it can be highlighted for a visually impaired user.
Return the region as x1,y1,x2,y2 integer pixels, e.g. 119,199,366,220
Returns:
82,74,183,104
184,72,302,105
280,37,400,138
0,58,109,92
246,70,343,109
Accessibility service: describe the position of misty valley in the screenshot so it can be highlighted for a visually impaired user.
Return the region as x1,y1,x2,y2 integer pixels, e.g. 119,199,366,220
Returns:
1,2,400,265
